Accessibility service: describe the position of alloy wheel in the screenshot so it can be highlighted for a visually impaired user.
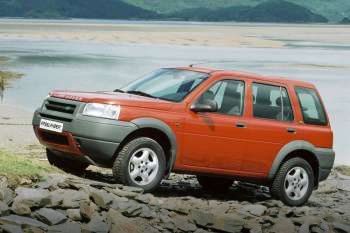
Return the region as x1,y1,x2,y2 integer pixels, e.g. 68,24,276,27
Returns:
284,166,309,201
128,148,159,186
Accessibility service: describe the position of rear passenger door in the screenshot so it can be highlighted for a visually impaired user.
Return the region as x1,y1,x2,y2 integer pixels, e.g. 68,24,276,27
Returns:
242,82,297,174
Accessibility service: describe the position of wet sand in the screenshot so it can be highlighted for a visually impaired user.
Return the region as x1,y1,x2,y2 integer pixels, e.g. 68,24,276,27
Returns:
1,19,350,48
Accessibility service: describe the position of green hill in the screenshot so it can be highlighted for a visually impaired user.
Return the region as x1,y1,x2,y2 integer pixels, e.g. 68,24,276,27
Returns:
123,0,350,22
0,0,158,19
0,0,346,23
169,1,327,23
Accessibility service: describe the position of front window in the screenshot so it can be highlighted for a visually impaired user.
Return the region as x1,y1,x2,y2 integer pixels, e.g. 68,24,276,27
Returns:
122,68,208,102
197,79,245,116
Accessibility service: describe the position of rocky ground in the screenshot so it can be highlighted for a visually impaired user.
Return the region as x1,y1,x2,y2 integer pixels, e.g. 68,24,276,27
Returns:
0,170,350,233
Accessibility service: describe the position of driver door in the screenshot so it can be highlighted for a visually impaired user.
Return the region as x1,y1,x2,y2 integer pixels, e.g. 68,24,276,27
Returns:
181,78,248,173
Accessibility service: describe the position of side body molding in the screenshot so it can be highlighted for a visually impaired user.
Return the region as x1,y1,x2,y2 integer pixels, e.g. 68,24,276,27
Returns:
268,140,317,180
131,118,177,174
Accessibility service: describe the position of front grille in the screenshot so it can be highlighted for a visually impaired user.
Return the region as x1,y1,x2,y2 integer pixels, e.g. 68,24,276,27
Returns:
39,131,69,145
45,100,76,114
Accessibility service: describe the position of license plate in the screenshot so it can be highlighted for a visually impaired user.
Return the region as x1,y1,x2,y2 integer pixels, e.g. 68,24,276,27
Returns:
39,119,63,133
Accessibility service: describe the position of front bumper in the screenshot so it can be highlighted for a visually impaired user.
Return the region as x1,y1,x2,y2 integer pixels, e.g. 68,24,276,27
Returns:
315,148,335,182
33,97,137,167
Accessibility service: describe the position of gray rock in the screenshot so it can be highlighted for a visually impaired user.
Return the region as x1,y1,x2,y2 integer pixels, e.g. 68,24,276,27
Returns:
316,180,338,194
0,201,10,216
320,221,330,232
190,210,243,233
119,186,144,194
48,189,66,207
294,207,311,217
0,215,48,230
242,204,267,217
20,226,45,233
134,193,156,204
110,200,142,217
160,198,190,214
90,189,113,210
13,188,50,208
299,223,310,233
171,215,197,232
80,201,98,221
11,201,31,216
336,179,350,192
48,222,82,233
33,208,67,226
0,178,13,206
190,210,214,227
0,187,14,206
333,222,350,233
109,188,138,198
244,220,263,233
193,229,211,233
269,217,295,233
106,208,143,233
81,213,109,233
211,213,244,233
36,174,67,190
66,209,82,221
1,224,23,233
62,190,89,209
139,205,156,219
266,207,279,218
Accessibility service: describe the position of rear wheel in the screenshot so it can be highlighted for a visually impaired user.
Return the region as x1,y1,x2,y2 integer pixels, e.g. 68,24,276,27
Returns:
113,137,166,192
271,157,314,206
197,175,233,192
46,149,89,174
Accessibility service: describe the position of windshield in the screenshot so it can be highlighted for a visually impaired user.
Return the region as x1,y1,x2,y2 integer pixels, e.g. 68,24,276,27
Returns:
121,68,208,102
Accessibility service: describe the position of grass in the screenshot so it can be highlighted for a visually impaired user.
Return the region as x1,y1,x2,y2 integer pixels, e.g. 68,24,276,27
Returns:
335,166,350,176
0,150,58,186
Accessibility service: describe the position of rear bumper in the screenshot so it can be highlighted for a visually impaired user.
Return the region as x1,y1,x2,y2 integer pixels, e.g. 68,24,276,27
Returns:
33,98,137,167
315,148,335,182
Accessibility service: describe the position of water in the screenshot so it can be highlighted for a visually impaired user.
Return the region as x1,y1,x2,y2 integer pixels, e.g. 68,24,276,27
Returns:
0,22,349,164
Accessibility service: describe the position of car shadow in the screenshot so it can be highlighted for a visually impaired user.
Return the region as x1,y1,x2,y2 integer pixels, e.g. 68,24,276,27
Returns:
81,169,271,203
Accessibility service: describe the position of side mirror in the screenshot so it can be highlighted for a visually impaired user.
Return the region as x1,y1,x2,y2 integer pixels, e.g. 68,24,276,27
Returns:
190,100,218,113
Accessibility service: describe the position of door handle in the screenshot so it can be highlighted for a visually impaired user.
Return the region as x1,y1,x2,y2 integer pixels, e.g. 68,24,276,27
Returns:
287,128,296,133
236,122,247,128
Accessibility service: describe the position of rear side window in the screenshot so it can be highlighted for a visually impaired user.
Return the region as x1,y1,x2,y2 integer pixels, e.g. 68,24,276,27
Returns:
252,83,294,121
295,87,327,125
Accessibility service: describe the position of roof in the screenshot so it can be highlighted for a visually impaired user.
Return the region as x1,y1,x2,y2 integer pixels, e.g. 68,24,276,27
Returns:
177,66,315,88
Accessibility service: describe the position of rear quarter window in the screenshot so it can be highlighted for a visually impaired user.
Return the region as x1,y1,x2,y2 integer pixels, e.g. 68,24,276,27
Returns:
295,87,328,126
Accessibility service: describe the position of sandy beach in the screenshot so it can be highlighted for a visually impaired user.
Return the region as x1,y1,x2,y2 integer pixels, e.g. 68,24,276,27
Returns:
1,19,350,48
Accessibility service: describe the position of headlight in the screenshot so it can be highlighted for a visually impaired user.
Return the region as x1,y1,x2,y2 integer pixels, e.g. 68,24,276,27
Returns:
83,103,121,119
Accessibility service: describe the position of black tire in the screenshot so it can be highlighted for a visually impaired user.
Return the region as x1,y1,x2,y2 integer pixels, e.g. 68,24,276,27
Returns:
197,175,233,192
46,149,88,174
113,137,166,192
271,157,314,206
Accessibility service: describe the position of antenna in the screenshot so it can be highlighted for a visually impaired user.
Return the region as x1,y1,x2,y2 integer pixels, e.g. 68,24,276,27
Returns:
189,60,237,68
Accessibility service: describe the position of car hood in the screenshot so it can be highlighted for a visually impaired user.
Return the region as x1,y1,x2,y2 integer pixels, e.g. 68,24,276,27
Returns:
50,90,174,111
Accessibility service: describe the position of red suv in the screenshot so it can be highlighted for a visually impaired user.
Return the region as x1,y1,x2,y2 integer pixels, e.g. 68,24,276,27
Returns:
33,67,334,206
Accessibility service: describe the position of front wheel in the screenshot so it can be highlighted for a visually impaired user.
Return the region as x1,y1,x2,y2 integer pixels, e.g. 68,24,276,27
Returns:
271,157,314,206
113,137,166,192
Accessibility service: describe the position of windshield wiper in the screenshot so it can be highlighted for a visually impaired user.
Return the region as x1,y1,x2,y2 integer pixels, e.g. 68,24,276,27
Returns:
113,89,125,93
127,90,156,99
